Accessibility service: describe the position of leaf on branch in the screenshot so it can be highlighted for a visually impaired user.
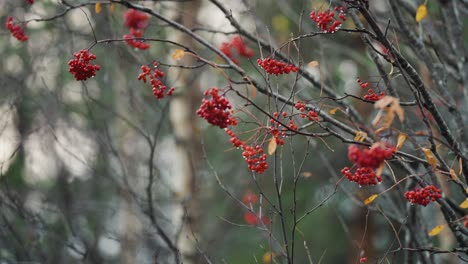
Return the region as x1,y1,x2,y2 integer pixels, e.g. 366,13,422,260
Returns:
307,61,319,68
459,198,468,209
422,148,437,169
372,96,404,133
449,169,459,181
262,251,274,263
172,49,185,60
428,225,444,236
329,107,339,115
301,171,314,178
268,137,277,155
95,3,102,14
354,131,367,142
109,3,115,13
364,194,378,205
415,4,428,23
459,158,463,176
396,133,407,150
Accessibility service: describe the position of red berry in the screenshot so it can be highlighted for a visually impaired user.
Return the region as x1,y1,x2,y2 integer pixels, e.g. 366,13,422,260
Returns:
68,50,101,81
6,16,28,42
197,88,237,128
405,185,442,206
257,58,298,75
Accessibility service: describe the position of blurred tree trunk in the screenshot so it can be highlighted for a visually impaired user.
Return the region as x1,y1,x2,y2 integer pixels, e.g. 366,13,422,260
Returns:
169,1,202,263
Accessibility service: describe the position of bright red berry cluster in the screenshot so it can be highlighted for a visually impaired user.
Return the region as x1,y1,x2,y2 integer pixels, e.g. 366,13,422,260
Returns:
295,100,320,122
244,211,270,226
68,50,101,81
6,17,28,42
342,144,395,185
124,9,149,30
220,35,254,64
197,88,237,129
137,63,175,99
404,185,442,206
268,112,288,145
242,145,268,174
348,144,395,169
124,29,150,50
357,79,385,101
123,9,150,50
309,6,346,33
257,58,299,75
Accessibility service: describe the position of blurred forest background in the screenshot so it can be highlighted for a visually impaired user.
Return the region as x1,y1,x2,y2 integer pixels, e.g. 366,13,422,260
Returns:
1,0,467,263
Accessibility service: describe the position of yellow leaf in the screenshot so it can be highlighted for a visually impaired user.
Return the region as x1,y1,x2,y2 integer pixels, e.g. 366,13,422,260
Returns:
109,3,115,13
307,61,319,68
449,169,459,181
263,252,274,263
354,131,367,142
329,107,339,115
364,194,378,205
301,171,314,178
422,148,437,169
415,4,428,23
428,225,444,236
268,137,277,155
95,3,102,14
172,49,185,60
396,133,407,150
460,198,468,209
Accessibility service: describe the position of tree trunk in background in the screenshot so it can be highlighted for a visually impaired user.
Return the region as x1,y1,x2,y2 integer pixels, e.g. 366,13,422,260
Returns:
169,1,202,263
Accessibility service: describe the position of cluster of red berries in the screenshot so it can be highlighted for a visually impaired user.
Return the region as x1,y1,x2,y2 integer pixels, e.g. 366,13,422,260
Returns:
124,29,150,50
6,17,28,42
268,112,288,145
137,63,175,99
257,58,299,75
68,50,101,81
241,191,270,225
197,87,237,129
25,0,34,4
404,185,442,206
295,100,320,121
220,35,254,64
357,79,385,101
342,144,395,185
341,166,381,185
242,145,268,174
348,144,395,169
225,129,269,174
123,9,150,50
310,6,346,33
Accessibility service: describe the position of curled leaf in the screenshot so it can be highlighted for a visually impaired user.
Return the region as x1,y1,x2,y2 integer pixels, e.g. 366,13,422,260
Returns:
307,61,319,68
354,131,367,142
396,133,407,150
428,225,444,236
416,4,428,23
459,198,468,209
422,148,437,169
95,3,102,13
172,49,185,60
449,169,459,181
373,96,404,132
364,194,378,205
329,107,339,115
268,137,277,155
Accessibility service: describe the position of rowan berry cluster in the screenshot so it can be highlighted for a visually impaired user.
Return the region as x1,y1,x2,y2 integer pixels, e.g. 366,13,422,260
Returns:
6,17,28,42
295,100,320,121
225,129,269,174
68,50,101,81
357,79,385,101
268,112,287,145
197,88,237,129
124,29,150,50
244,211,270,226
342,144,395,185
404,185,442,206
123,9,150,50
257,58,299,75
220,35,254,64
309,6,346,33
242,145,268,174
137,64,175,99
